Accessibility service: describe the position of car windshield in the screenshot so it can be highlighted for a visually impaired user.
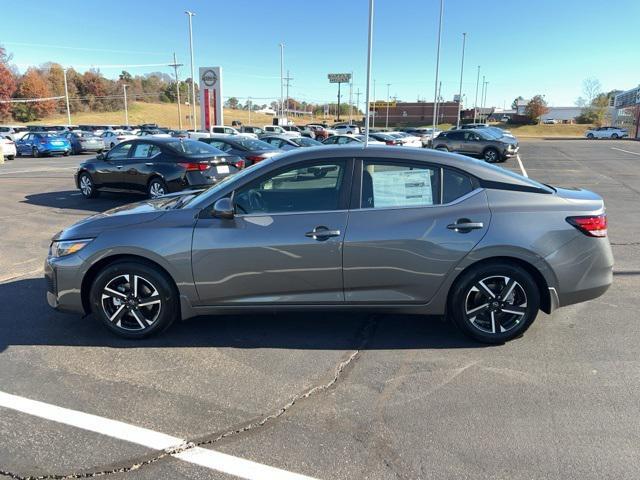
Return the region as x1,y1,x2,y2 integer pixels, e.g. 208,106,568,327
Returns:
233,138,275,151
166,139,225,156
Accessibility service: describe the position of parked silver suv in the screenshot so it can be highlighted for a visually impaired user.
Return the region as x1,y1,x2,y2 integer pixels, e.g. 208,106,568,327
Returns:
433,129,518,162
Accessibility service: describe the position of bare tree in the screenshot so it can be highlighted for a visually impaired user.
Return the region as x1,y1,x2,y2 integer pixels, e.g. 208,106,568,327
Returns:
582,78,602,106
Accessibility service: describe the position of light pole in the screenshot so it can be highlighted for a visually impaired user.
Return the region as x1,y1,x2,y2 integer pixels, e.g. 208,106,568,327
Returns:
248,96,252,124
279,43,284,120
480,75,486,122
185,11,197,131
456,32,467,129
432,0,444,141
123,84,129,126
170,52,184,129
372,79,376,128
473,65,480,123
385,83,391,129
363,0,374,146
483,81,489,122
348,72,353,123
62,68,71,125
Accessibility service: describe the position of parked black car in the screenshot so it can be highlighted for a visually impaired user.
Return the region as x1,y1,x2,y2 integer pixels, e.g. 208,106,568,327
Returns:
198,136,282,167
75,138,242,199
63,131,104,155
433,129,518,162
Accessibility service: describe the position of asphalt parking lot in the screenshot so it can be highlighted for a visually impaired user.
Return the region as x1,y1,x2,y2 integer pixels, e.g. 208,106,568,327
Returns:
1,139,639,480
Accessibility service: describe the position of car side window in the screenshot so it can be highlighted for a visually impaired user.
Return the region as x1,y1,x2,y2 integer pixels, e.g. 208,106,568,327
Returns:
131,143,160,158
234,160,347,215
107,142,133,160
442,168,475,203
361,160,440,209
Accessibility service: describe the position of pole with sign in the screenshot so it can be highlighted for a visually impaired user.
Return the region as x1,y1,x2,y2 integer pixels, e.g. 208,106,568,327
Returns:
199,67,223,132
328,73,351,123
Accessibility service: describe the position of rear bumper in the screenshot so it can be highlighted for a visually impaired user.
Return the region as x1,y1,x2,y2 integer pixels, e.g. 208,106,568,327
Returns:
545,236,614,308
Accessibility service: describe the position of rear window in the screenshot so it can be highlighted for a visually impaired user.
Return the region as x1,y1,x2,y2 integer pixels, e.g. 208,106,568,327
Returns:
165,139,225,156
233,138,275,151
443,169,475,203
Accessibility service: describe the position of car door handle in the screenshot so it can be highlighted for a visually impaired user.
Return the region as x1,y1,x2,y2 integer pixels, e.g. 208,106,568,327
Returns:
145,162,153,166
447,219,484,232
116,165,123,169
305,226,341,240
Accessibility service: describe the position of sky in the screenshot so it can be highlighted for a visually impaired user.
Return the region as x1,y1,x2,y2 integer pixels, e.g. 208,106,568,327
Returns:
2,0,639,109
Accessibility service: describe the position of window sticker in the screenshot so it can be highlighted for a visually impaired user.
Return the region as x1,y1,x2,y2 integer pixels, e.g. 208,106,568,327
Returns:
371,169,433,207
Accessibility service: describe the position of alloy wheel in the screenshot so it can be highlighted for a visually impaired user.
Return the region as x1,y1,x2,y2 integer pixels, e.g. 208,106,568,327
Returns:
149,181,166,198
101,274,162,331
464,275,528,335
484,149,498,162
80,175,93,197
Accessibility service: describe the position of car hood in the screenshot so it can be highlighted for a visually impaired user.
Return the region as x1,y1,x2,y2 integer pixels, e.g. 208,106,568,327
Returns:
52,198,177,241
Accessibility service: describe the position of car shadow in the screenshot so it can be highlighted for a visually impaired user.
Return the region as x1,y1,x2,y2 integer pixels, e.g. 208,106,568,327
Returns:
0,278,488,352
22,190,139,213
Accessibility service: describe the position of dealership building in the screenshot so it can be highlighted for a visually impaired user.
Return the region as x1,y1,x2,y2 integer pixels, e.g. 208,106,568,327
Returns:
613,86,640,138
370,101,461,126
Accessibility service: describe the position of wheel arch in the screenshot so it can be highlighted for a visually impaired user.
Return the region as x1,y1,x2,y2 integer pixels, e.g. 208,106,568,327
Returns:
80,253,180,318
447,256,553,314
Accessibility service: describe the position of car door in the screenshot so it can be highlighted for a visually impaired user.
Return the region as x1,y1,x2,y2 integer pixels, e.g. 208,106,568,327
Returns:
191,158,353,305
342,158,490,303
94,142,134,189
463,131,484,155
445,131,464,152
17,133,31,154
121,142,162,192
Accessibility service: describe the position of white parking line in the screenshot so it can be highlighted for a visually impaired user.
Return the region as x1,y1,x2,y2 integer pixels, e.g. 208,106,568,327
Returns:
515,154,528,177
611,147,640,157
0,390,318,480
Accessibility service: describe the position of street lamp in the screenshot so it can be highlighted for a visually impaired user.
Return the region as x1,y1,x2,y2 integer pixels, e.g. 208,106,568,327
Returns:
432,0,444,142
456,32,467,129
363,0,374,146
473,66,480,123
62,68,71,125
123,84,129,126
185,11,197,131
385,83,391,129
279,43,284,119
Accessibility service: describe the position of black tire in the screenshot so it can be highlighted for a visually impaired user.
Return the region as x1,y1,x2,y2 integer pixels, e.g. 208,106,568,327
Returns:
435,145,448,152
483,148,500,163
97,149,103,154
78,172,99,199
6,155,14,161
63,150,70,156
448,262,541,344
32,147,40,158
90,261,178,339
611,133,619,139
587,133,594,139
110,142,115,150
147,177,168,199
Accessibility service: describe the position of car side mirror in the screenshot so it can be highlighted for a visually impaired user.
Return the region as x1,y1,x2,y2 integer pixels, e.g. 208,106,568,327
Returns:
213,197,235,219
96,153,105,160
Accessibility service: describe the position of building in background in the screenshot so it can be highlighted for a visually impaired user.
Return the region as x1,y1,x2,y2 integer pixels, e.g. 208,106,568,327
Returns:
613,86,640,138
370,101,461,126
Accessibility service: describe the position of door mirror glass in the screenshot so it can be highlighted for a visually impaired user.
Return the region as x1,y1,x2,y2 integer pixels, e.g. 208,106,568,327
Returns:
96,153,105,160
213,197,235,219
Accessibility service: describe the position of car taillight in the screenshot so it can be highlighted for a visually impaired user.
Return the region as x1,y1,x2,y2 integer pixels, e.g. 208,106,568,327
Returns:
246,155,266,163
179,162,209,171
117,136,127,140
566,214,607,237
385,140,395,145
234,159,245,169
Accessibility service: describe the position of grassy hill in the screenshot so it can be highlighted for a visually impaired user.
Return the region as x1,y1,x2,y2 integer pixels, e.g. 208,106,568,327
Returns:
26,102,337,129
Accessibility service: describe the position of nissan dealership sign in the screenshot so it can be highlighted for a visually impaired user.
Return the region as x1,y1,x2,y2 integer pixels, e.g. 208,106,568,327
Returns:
199,66,223,131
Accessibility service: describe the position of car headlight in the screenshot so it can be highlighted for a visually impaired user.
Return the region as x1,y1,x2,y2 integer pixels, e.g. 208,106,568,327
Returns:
49,238,93,258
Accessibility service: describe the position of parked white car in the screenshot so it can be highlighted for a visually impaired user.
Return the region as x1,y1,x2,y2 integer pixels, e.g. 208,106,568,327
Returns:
334,124,361,135
1,137,17,160
585,126,629,139
0,125,28,141
263,125,299,138
101,130,137,149
388,132,422,147
188,125,259,140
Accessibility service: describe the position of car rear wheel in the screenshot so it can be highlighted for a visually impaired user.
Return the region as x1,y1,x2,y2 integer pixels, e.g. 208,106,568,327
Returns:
435,146,448,152
483,148,499,163
147,178,168,198
6,155,14,161
90,261,177,339
611,133,619,139
448,262,540,344
32,147,40,158
79,172,99,199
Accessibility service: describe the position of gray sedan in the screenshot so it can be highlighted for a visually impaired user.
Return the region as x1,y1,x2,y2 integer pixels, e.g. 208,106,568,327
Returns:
45,146,613,343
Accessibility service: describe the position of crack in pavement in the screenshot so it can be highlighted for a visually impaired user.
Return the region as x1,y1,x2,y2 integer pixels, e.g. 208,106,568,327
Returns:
0,317,377,480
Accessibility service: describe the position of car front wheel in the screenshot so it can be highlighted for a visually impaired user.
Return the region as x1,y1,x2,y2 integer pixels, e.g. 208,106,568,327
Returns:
32,147,40,158
448,262,540,344
611,133,619,139
587,133,594,139
78,172,99,199
90,261,178,339
483,148,499,163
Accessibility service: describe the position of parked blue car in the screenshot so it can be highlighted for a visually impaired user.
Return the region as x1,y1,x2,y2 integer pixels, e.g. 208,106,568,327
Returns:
16,132,71,157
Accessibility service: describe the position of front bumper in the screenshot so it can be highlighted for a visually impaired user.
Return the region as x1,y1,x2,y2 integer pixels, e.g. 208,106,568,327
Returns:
44,255,85,315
